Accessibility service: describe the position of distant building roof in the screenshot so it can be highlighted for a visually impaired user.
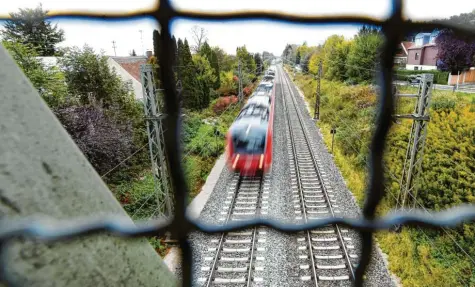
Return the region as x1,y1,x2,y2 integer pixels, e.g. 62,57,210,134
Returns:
407,43,437,50
110,56,148,82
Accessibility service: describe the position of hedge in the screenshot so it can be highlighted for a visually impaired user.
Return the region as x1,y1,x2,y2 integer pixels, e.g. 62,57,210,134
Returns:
394,69,450,85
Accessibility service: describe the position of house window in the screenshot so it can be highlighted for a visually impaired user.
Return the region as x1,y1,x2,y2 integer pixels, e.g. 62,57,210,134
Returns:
415,53,419,60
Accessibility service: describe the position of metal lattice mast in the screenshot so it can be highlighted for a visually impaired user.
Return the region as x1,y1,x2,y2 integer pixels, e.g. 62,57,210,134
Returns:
313,59,322,120
396,74,434,211
140,64,173,218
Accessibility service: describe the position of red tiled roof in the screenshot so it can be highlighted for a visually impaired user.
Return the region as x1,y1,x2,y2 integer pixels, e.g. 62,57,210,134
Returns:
402,41,414,50
111,56,148,82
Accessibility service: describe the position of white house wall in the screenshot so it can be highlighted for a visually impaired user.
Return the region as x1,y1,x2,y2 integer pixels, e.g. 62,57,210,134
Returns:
405,64,437,71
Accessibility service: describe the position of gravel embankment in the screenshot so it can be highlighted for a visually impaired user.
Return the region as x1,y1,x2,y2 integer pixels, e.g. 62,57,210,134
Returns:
281,67,395,287
187,66,395,287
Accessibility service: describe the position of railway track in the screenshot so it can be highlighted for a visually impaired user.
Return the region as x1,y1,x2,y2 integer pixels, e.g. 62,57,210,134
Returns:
280,67,359,286
198,174,270,286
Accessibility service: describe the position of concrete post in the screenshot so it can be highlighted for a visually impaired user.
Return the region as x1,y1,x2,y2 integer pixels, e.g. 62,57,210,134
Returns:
0,45,176,286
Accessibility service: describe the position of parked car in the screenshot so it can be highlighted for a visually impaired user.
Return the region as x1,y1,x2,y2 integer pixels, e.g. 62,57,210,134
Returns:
407,75,422,84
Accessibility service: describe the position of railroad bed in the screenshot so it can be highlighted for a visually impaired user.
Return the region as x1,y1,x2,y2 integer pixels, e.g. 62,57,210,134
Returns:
280,69,359,286
190,65,395,287
197,175,271,286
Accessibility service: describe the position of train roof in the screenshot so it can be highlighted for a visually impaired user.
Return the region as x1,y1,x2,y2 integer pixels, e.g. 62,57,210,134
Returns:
229,117,268,137
245,96,271,108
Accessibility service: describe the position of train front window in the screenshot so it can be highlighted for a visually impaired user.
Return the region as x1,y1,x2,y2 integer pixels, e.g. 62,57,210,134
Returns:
233,131,265,154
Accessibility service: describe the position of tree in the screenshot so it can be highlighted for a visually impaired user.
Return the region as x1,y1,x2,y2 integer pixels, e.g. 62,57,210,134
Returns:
346,29,383,83
177,39,197,109
254,53,263,75
130,49,137,56
190,25,208,53
236,45,257,82
192,54,217,109
323,36,352,81
3,40,67,108
2,4,65,56
308,47,323,75
301,53,312,73
296,50,301,65
152,29,162,88
54,105,134,180
435,29,475,74
59,45,135,114
210,51,221,90
199,41,220,89
213,46,236,72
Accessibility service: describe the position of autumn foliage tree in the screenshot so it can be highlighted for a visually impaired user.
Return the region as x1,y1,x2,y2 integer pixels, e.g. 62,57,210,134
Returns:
435,29,475,74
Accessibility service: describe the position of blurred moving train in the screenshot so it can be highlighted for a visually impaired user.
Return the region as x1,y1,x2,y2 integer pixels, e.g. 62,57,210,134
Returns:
225,68,276,176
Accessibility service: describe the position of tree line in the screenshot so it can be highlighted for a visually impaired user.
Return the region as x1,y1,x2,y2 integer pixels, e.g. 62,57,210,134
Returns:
282,26,383,84
150,27,267,110
1,4,272,185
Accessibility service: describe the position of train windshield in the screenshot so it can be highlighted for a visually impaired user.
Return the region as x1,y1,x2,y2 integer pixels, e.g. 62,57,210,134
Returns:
233,130,265,154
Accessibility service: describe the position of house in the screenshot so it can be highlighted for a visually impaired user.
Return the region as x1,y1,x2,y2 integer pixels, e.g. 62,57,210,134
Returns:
394,41,414,67
405,30,439,71
35,52,153,101
107,52,152,101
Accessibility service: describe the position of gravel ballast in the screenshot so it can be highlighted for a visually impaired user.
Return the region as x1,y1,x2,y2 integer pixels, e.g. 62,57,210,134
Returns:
188,65,395,286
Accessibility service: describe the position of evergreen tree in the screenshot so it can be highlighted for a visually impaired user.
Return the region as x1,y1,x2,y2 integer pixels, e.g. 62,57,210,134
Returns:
296,50,301,65
2,4,65,56
199,41,213,61
152,29,162,88
192,54,217,109
254,53,263,75
171,35,178,70
210,51,221,90
130,49,137,56
177,39,197,109
200,41,220,90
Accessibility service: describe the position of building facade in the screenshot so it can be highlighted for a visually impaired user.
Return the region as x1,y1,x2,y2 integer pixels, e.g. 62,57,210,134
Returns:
406,30,439,71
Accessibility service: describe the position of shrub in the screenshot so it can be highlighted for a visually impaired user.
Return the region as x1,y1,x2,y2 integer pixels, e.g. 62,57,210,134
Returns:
213,96,238,114
243,86,252,97
54,105,134,179
394,70,450,85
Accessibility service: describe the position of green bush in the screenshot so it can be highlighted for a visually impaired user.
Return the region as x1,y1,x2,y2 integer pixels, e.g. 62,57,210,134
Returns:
395,69,450,85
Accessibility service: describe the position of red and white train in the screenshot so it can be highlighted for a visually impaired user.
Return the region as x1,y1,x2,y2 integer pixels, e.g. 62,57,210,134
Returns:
225,72,276,176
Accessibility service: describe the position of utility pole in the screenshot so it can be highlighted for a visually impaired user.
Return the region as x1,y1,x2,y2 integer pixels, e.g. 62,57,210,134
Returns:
139,30,144,56
238,60,244,107
112,41,117,56
313,59,322,120
395,74,434,214
140,64,173,218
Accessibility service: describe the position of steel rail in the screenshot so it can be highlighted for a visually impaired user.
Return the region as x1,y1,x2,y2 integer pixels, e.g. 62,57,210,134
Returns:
280,66,355,281
279,68,319,286
246,177,263,287
204,174,241,287
204,175,263,286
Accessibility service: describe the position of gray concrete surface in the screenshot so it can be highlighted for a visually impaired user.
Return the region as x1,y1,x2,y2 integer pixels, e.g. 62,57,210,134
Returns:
0,45,176,286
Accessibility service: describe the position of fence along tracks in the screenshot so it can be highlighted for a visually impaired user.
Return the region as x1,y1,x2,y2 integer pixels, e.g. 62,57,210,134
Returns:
198,174,270,286
280,67,358,286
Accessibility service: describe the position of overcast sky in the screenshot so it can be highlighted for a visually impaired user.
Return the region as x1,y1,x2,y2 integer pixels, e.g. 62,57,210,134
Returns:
1,0,474,56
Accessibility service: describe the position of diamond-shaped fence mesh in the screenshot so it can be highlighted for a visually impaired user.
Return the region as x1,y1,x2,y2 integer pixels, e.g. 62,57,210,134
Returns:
1,1,475,286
